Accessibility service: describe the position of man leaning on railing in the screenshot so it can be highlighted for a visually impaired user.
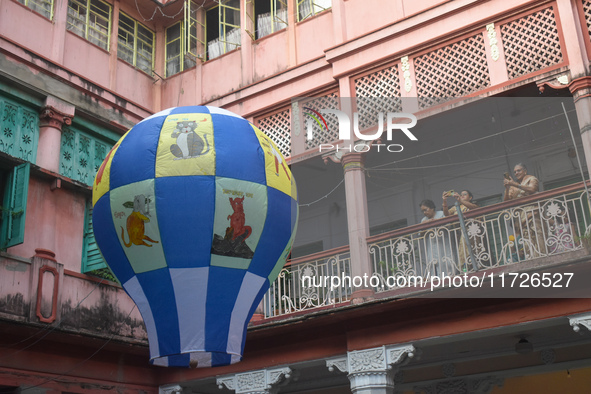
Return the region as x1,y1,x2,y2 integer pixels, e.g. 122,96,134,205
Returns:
503,163,546,258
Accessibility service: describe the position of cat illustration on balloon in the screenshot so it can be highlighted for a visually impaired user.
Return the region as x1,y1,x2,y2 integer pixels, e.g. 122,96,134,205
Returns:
170,119,211,159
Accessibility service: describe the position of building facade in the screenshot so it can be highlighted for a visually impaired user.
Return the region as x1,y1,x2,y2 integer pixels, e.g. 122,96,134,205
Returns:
2,0,591,393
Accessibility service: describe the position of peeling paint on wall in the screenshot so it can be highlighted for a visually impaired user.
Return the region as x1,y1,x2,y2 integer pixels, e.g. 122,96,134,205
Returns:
0,293,29,316
4,261,28,272
61,290,147,341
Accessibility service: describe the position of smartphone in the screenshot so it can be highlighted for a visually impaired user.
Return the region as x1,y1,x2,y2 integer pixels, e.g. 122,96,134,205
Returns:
504,172,511,180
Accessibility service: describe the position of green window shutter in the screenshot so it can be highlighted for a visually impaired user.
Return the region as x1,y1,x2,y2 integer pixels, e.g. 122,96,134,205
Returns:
82,202,107,272
1,163,30,249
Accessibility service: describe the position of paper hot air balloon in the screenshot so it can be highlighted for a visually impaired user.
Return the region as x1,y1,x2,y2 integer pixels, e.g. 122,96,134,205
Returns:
92,106,298,367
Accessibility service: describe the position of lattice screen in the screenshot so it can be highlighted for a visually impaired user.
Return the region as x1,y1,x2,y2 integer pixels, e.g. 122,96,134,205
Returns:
584,0,591,33
301,91,340,150
414,33,490,109
354,64,402,130
256,108,292,158
500,7,563,80
60,126,111,186
0,98,38,163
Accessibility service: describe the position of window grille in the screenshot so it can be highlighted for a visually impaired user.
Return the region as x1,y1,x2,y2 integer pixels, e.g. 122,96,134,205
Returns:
207,0,241,60
166,18,199,77
500,7,563,80
256,108,291,158
118,12,155,75
17,0,53,19
67,0,112,51
297,0,331,22
414,33,490,109
249,0,288,39
185,0,205,62
166,22,183,77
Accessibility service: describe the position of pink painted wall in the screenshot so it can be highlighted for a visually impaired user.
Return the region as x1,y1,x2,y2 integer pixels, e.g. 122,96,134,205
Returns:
201,50,243,102
160,68,199,109
63,33,111,89
0,1,54,59
295,11,335,64
253,31,290,81
344,0,405,39
116,60,155,109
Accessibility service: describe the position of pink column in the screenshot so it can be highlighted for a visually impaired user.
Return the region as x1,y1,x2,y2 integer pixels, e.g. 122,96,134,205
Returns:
340,152,374,303
569,77,591,175
38,97,74,173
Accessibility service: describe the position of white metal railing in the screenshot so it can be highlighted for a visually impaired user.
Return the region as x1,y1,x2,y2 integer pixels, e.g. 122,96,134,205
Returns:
368,183,590,293
260,183,590,319
262,249,351,318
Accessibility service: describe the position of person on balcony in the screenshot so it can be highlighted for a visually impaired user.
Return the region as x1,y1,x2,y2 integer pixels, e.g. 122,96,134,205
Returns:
419,199,455,277
442,190,479,271
503,163,546,258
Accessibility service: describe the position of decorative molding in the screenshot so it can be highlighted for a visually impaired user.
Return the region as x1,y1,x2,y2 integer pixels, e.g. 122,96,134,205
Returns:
535,72,572,94
35,265,59,323
386,344,415,367
217,367,292,394
569,313,591,332
400,56,412,92
39,105,73,130
485,23,499,61
327,344,416,375
414,376,503,394
349,347,386,373
326,356,348,373
237,371,267,392
217,376,236,391
292,101,301,137
556,75,569,85
159,384,183,394
442,363,456,378
541,349,556,365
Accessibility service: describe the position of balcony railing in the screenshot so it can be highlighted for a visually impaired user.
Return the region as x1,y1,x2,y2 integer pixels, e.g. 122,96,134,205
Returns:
369,182,590,292
262,247,351,318
261,182,591,319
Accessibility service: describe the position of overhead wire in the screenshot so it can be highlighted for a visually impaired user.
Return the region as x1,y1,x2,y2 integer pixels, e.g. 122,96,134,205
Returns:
14,304,138,393
0,277,105,356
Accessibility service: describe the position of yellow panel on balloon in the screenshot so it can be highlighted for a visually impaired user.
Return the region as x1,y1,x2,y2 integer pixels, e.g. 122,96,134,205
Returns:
155,114,216,177
92,132,128,207
253,127,293,198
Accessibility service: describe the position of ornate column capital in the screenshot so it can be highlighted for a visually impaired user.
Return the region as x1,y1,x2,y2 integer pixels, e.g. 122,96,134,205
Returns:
569,312,591,332
327,344,416,393
159,384,183,394
567,76,591,103
217,366,292,394
39,105,73,130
